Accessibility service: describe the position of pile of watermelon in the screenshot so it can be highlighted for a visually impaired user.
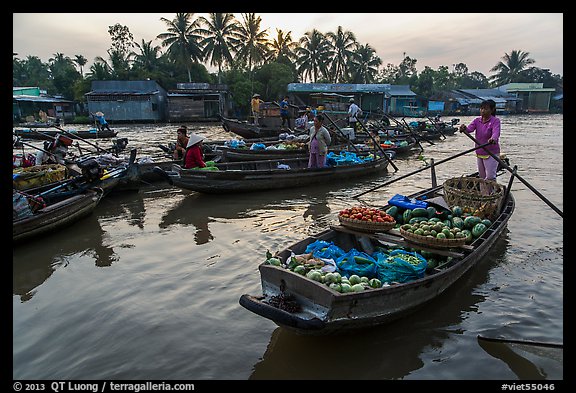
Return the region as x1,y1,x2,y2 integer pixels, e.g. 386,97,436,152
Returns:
387,204,491,244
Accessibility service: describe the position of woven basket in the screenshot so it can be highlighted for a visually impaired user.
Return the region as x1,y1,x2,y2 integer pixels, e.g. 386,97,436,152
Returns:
443,176,505,220
13,164,67,190
339,216,396,233
400,228,467,249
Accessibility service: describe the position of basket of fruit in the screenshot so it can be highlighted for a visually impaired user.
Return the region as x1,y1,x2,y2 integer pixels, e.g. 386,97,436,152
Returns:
443,176,505,220
399,222,467,248
338,206,396,233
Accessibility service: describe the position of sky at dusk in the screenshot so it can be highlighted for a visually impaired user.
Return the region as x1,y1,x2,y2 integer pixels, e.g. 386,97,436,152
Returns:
13,13,563,77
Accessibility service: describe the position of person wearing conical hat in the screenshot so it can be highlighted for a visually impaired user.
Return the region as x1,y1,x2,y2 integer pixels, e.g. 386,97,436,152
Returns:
183,133,207,169
90,111,113,132
251,93,263,125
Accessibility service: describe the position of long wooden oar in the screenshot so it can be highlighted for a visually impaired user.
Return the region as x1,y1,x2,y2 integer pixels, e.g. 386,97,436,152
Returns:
477,335,563,349
16,140,57,161
461,131,563,218
354,117,399,171
54,125,106,153
353,141,494,199
426,116,447,139
28,128,59,141
399,116,437,146
321,112,360,153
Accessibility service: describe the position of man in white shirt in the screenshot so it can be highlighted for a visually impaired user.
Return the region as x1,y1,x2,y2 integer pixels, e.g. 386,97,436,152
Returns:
348,98,362,130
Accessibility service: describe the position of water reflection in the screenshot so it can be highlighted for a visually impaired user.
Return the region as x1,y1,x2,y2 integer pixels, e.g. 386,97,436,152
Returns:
477,338,562,380
98,189,148,229
13,214,117,301
158,189,333,245
158,193,234,244
302,199,331,221
250,235,511,380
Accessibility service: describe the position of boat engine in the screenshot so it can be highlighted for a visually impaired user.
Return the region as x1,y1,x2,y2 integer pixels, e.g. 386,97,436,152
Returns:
111,138,129,154
77,158,104,182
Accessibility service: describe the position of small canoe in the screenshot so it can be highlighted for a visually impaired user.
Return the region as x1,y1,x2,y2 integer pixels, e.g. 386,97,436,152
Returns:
13,128,118,140
221,116,286,139
13,187,104,243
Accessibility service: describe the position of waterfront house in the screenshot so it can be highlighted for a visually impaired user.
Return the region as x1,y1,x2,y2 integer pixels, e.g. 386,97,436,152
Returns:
85,80,168,123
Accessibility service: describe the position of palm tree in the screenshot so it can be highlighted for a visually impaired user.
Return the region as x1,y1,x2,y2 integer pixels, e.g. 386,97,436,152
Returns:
234,13,270,72
490,49,535,85
348,43,382,84
157,13,204,82
74,55,87,77
295,29,333,83
268,28,297,62
87,62,112,81
94,49,131,80
326,26,357,83
196,13,241,83
130,39,163,74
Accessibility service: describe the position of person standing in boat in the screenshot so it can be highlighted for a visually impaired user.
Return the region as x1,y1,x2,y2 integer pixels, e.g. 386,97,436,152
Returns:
183,133,207,169
279,95,291,129
173,126,190,160
308,114,332,168
251,94,264,125
348,98,362,131
459,99,501,193
91,111,113,132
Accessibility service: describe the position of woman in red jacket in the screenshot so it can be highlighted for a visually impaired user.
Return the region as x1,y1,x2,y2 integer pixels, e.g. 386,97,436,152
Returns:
183,133,206,169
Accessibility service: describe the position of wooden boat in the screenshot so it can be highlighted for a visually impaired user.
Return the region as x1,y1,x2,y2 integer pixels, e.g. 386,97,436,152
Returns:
13,187,104,243
21,151,137,198
13,127,118,140
221,116,286,139
156,153,393,194
239,171,516,335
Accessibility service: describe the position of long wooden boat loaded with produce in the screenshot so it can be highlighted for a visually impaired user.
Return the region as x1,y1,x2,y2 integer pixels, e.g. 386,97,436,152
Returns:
239,166,516,334
154,151,394,194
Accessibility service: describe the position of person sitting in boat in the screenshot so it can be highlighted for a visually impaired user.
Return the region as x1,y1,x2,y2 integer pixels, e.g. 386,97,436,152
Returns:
173,126,190,160
183,133,207,169
295,108,311,130
35,134,72,165
308,114,332,168
91,111,113,132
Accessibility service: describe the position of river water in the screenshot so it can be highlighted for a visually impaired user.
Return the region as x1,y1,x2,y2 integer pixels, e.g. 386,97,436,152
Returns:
13,114,563,381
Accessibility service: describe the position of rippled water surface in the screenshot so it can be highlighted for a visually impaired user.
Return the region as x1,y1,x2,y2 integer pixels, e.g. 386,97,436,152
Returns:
13,114,563,381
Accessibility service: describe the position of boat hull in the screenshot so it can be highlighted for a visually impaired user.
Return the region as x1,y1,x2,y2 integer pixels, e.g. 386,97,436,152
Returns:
13,188,103,243
239,182,515,334
166,156,390,193
13,128,118,140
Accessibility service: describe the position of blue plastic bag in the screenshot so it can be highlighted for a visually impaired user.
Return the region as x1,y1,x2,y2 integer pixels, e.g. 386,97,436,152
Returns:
336,249,378,279
388,194,428,210
376,249,427,284
304,240,345,260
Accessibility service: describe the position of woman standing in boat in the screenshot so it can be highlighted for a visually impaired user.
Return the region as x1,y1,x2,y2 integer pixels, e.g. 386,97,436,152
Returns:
459,99,501,193
308,114,331,168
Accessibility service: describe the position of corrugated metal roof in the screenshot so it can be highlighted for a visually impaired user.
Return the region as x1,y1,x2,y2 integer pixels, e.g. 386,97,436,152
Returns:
13,95,73,103
288,83,392,93
388,85,416,96
90,80,166,94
